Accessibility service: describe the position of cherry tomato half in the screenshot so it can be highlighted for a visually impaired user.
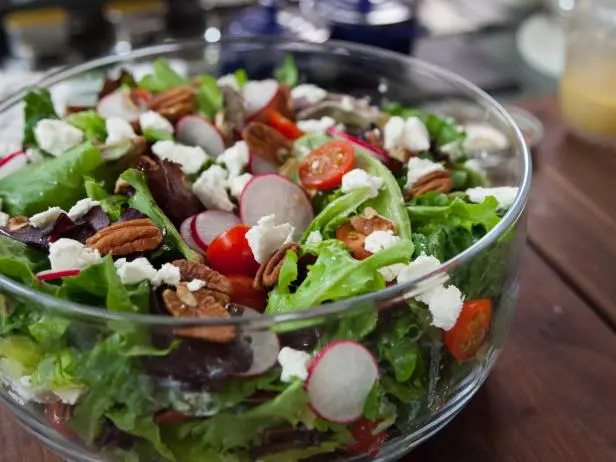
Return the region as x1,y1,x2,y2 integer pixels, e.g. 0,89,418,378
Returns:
345,418,387,457
335,222,371,260
207,225,260,277
267,111,304,140
299,140,355,190
444,298,493,362
44,401,76,438
227,274,267,312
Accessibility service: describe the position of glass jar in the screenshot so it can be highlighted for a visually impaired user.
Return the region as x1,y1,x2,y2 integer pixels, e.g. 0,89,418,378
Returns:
560,0,616,143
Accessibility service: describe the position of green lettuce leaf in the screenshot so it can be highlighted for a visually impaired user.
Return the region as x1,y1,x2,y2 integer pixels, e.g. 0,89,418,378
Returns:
0,335,43,373
0,235,49,284
84,177,127,221
233,69,248,89
266,239,414,314
138,59,188,93
0,142,104,216
65,110,107,141
30,348,83,390
28,314,71,346
274,55,298,87
195,75,223,121
142,129,174,143
120,169,202,262
293,133,332,159
107,410,174,461
23,88,57,146
408,195,500,232
258,434,349,462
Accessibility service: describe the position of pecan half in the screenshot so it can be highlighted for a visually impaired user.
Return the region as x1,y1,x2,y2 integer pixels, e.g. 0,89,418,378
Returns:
172,260,233,296
86,218,163,256
335,223,371,260
349,207,396,236
410,170,453,198
6,216,29,232
148,86,196,122
253,243,300,290
242,122,293,164
163,284,236,343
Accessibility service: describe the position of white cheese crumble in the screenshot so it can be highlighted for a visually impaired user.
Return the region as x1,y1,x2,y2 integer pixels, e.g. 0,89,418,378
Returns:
217,141,249,178
114,258,158,285
463,123,509,152
105,117,136,144
217,74,240,91
406,157,446,190
186,279,206,292
34,119,84,157
277,347,312,383
0,212,8,228
291,84,328,104
25,147,44,163
305,230,323,246
3,374,51,404
152,141,209,175
139,110,174,135
297,116,336,134
153,263,182,287
340,169,383,199
245,214,295,264
364,230,401,254
378,263,407,283
228,173,253,199
340,95,354,112
397,255,446,287
67,198,99,221
48,238,101,272
30,207,65,228
383,116,430,153
192,165,235,212
466,186,519,209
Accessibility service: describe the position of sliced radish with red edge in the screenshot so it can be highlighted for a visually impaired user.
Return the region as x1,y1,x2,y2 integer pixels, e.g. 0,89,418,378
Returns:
232,307,280,377
0,151,28,178
176,115,225,157
240,174,314,240
180,216,205,255
248,152,278,175
327,127,389,162
190,210,241,251
306,340,378,424
243,80,280,122
96,89,144,121
36,269,81,281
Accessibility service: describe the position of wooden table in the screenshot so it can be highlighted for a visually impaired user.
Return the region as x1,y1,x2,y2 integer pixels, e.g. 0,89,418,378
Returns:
2,97,615,461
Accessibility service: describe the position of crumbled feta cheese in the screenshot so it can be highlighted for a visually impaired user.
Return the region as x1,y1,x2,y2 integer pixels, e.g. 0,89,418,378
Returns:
4,375,51,404
228,173,253,199
406,157,446,189
0,212,8,228
218,141,249,177
463,123,509,152
34,119,84,157
139,111,174,135
297,116,336,134
168,389,220,417
54,386,87,405
186,279,206,292
378,263,407,283
152,141,209,175
340,95,355,112
193,165,235,212
67,198,99,221
423,285,464,331
114,258,158,285
340,169,383,198
383,116,430,153
305,230,323,246
217,74,240,91
245,214,295,264
153,263,182,287
291,84,328,104
364,230,401,254
396,255,444,286
464,158,486,176
49,238,101,272
30,207,66,228
277,347,312,383
25,147,44,163
105,117,136,144
466,186,519,209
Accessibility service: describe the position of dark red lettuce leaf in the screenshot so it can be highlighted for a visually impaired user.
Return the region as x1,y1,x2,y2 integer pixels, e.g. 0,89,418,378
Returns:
119,208,148,222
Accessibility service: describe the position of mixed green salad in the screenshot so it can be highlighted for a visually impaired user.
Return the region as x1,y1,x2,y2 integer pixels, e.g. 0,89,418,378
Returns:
0,56,519,461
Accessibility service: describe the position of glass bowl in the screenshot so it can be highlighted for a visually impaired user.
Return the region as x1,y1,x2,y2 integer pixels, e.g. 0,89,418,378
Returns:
0,37,531,462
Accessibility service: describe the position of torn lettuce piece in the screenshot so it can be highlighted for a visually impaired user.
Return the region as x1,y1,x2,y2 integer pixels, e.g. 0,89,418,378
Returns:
233,69,248,89
23,88,58,147
106,410,174,461
195,75,223,120
138,58,188,93
0,335,43,375
120,169,202,262
0,235,49,285
142,128,174,143
274,55,298,88
65,110,107,142
84,177,127,222
408,194,500,232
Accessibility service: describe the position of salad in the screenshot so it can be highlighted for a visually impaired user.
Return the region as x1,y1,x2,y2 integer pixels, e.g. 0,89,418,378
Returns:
0,56,519,461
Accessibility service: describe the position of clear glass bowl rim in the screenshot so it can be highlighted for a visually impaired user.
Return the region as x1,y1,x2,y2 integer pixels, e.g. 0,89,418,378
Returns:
0,37,532,327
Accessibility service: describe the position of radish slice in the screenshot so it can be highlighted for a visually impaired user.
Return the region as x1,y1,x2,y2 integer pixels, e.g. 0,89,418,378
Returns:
327,127,389,162
180,216,205,254
233,307,280,377
240,174,314,239
244,80,280,121
97,89,144,121
176,115,225,157
248,152,278,175
36,269,81,281
306,341,378,424
0,151,28,178
191,210,241,250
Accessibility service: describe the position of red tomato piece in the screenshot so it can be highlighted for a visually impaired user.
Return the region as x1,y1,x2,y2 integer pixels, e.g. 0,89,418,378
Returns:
154,409,193,426
345,418,387,457
44,401,76,438
299,140,355,190
444,298,493,362
206,225,260,277
226,274,267,312
267,111,304,140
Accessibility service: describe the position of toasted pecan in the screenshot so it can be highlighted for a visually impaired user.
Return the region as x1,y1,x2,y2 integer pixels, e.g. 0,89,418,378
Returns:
335,222,371,260
242,122,293,164
172,259,233,296
410,170,453,198
163,284,236,343
86,218,163,256
349,207,397,236
253,243,300,290
148,86,196,122
6,216,28,231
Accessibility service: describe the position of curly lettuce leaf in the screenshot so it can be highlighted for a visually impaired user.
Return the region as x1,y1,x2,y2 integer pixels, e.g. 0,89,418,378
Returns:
142,129,174,143
408,194,500,232
0,142,104,216
107,410,174,461
65,110,107,142
266,239,414,314
84,177,127,222
120,168,202,262
274,55,298,87
138,59,188,93
233,69,248,89
23,88,58,146
0,335,43,374
195,75,223,120
0,235,49,284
